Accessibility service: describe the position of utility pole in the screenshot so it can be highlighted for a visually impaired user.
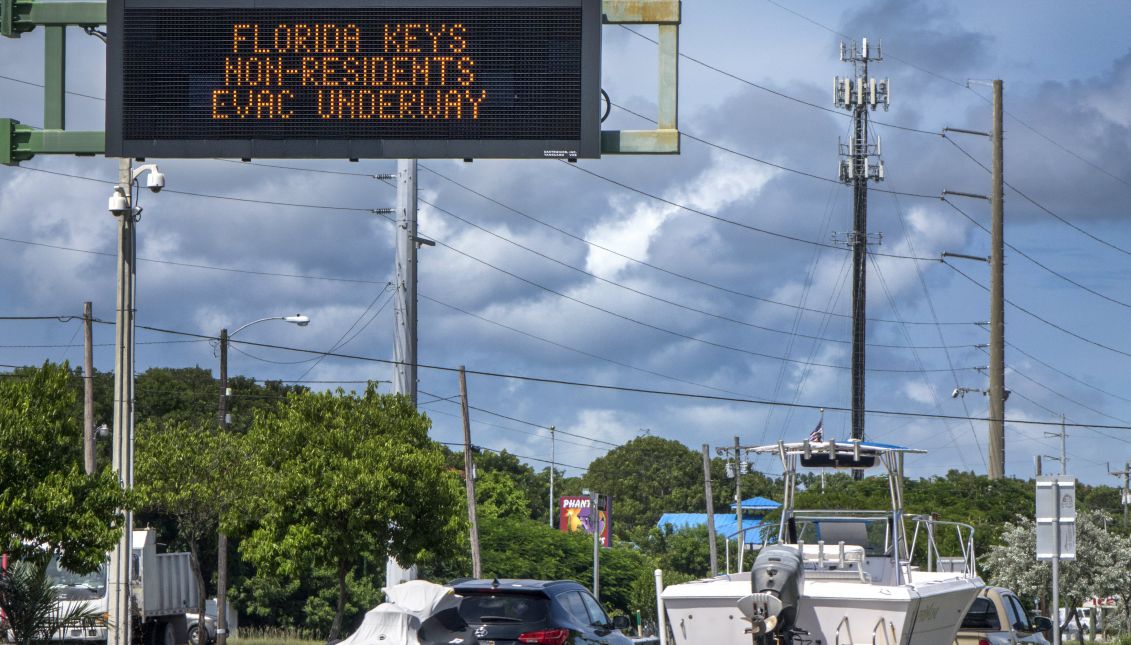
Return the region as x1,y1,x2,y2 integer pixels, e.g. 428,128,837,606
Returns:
941,79,1005,478
393,159,418,405
107,158,135,645
549,426,556,528
988,79,1006,480
386,159,420,587
459,367,482,578
701,444,718,577
733,435,743,569
835,38,888,480
216,329,230,645
1111,462,1130,529
83,300,95,475
1043,422,1068,477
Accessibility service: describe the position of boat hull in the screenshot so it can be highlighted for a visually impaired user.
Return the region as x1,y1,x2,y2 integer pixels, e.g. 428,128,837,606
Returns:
663,574,982,645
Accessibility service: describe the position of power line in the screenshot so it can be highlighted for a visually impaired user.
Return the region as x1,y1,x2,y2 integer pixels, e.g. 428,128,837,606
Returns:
420,292,755,400
943,135,1131,258
418,191,975,350
419,162,974,327
608,102,940,201
564,160,938,261
425,224,969,374
964,85,1131,194
1006,340,1131,406
616,24,942,136
942,260,1131,359
437,441,589,472
88,319,1131,431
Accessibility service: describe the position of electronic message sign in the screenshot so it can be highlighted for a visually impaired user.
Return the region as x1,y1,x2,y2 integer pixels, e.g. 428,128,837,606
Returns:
107,0,601,159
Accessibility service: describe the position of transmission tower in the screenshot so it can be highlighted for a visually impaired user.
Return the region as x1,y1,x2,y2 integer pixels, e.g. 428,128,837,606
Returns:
834,38,888,477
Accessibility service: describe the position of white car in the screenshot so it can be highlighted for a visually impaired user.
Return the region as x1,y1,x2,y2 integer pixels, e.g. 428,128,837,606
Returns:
185,613,216,645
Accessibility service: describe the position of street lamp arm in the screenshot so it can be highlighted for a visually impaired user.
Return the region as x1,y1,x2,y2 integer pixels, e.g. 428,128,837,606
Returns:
229,314,309,337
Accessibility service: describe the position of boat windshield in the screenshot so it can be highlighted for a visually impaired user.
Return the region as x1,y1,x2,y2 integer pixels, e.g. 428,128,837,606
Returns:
45,555,107,591
793,518,890,557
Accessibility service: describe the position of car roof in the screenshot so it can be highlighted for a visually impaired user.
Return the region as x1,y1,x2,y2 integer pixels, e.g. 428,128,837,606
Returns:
450,578,587,596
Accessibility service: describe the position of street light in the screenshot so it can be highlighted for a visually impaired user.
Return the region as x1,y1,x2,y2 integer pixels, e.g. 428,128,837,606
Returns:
214,314,310,645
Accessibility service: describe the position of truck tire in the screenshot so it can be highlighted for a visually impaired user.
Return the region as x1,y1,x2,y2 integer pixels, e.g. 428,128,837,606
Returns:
162,622,176,645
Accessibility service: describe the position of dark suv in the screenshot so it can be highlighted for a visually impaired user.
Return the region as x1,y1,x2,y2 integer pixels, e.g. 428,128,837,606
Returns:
438,579,633,645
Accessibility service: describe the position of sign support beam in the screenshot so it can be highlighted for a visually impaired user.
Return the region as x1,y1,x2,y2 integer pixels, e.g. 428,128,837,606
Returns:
1,0,108,165
600,0,680,154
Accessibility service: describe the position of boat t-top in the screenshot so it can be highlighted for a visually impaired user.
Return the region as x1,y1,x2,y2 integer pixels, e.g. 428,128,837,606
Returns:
661,439,983,645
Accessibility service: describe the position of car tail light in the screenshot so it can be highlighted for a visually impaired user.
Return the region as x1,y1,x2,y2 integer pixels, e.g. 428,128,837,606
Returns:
978,640,990,645
517,628,569,644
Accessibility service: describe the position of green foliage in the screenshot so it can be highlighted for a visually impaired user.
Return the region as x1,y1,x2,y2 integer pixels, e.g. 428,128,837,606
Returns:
0,560,107,645
240,388,462,638
983,510,1131,621
636,524,724,579
475,470,531,521
297,567,382,637
136,420,250,539
583,436,706,536
0,363,125,573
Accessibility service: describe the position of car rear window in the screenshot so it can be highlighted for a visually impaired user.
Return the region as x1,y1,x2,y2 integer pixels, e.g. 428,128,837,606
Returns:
458,593,550,624
961,597,1001,630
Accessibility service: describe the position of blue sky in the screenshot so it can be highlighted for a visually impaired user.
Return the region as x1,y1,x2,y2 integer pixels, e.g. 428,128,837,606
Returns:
2,0,1130,486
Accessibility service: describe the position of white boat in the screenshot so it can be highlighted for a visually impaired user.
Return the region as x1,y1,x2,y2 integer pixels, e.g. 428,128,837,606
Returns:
661,440,983,645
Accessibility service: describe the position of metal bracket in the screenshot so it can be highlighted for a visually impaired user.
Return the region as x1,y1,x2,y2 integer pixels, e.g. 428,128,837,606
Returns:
1,118,104,165
600,0,680,155
1,0,105,37
2,0,107,164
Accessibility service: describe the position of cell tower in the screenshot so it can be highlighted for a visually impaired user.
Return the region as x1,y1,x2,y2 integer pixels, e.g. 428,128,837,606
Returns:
834,38,888,476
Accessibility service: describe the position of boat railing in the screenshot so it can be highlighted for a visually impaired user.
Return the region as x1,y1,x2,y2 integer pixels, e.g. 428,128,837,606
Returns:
835,615,898,645
871,617,897,645
907,515,977,577
834,616,854,645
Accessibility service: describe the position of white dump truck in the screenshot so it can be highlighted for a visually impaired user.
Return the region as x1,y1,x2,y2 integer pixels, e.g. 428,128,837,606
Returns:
48,528,198,645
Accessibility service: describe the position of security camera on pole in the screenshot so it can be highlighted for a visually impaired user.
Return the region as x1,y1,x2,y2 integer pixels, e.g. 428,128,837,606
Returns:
106,160,164,645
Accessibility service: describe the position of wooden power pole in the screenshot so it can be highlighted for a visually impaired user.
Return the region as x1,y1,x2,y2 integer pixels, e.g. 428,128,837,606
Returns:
83,301,95,475
459,366,482,578
701,444,718,577
988,79,1006,480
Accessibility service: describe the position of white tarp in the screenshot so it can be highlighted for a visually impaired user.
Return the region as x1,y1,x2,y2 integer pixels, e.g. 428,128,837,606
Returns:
336,580,458,645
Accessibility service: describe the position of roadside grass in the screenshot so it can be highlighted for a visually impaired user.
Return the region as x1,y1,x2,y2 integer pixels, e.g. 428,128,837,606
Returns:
232,626,324,645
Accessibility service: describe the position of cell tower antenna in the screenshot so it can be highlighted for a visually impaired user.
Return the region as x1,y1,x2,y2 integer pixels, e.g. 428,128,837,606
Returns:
833,38,888,479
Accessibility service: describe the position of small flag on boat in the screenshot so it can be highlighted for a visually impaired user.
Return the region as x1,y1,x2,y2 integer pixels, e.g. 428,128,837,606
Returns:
808,419,823,442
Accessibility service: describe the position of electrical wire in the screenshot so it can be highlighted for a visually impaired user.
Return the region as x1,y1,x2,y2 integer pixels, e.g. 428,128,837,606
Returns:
616,24,943,136
418,163,974,327
424,223,969,374
941,260,1131,360
943,135,1131,258
86,318,1131,431
418,191,974,350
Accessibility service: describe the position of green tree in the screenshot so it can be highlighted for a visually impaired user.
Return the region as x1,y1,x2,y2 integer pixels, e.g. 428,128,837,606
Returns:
0,363,125,573
476,470,531,521
241,388,462,640
583,436,705,536
982,510,1131,641
135,419,250,642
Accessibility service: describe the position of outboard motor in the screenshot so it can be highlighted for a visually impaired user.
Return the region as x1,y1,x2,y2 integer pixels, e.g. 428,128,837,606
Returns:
738,545,803,643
